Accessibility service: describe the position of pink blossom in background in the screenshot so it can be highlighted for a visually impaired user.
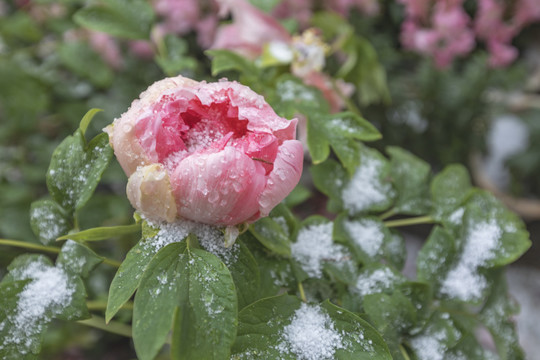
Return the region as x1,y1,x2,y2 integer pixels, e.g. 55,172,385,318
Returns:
398,0,431,20
272,0,314,28
88,31,124,69
129,40,155,60
474,0,540,67
400,0,475,68
212,0,291,59
326,0,380,17
303,72,355,113
106,75,303,226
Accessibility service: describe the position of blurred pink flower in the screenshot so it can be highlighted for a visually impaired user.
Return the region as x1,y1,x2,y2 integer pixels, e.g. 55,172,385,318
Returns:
107,75,303,226
272,0,314,28
129,40,155,60
400,0,475,68
88,31,124,69
326,0,380,16
303,72,355,113
211,0,291,59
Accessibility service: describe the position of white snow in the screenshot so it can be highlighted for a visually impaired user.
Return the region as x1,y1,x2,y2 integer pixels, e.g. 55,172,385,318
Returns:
409,330,447,360
278,303,343,360
440,220,501,301
343,219,384,257
291,223,347,278
353,267,401,297
342,156,392,213
143,218,239,265
0,260,75,354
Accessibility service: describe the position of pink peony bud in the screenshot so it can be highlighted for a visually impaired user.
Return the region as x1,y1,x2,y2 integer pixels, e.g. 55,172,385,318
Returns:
106,75,303,226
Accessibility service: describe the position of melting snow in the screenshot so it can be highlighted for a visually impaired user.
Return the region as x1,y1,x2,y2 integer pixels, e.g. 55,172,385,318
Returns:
291,223,348,278
0,261,75,354
343,219,384,257
341,157,392,213
278,303,343,360
440,220,501,301
353,267,401,297
143,218,239,265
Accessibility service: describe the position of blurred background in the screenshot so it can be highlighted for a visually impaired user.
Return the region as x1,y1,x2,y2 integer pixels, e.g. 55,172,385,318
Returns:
0,0,539,358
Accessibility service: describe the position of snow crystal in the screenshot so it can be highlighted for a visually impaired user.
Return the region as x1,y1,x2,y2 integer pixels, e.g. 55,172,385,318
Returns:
0,261,74,354
448,207,465,225
329,118,354,134
353,267,400,297
292,223,347,278
440,220,501,301
278,303,343,360
143,218,238,265
409,331,447,360
341,157,392,213
343,219,384,257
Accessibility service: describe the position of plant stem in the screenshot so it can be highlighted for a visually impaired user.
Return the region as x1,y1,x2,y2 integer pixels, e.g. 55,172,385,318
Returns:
298,282,307,303
86,300,133,311
399,344,411,360
102,258,122,268
0,239,61,254
0,238,121,268
379,209,396,220
383,216,435,228
77,315,132,338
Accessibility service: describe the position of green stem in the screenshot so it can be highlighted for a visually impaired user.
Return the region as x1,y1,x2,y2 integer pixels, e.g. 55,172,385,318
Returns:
298,282,307,303
379,209,396,220
77,315,132,338
399,344,411,360
331,79,363,117
0,238,121,268
383,216,435,228
86,300,133,311
0,239,61,254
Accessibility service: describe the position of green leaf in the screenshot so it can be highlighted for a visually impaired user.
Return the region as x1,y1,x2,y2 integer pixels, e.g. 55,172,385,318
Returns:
79,108,103,136
306,115,331,164
57,240,104,278
387,146,432,215
272,75,329,119
133,243,238,360
406,312,462,360
334,214,398,266
249,217,291,257
57,224,141,241
58,42,114,88
430,164,472,222
226,241,260,309
269,203,299,238
363,291,416,334
248,0,281,12
330,138,361,174
46,131,113,214
74,0,154,39
29,199,72,245
206,49,258,77
0,255,89,358
324,112,381,142
106,235,165,322
464,191,531,267
416,226,456,291
341,145,395,215
480,271,525,360
232,295,392,359
310,159,347,209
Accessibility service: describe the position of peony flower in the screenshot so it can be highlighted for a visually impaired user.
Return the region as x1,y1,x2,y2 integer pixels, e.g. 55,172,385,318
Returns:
106,75,303,228
211,0,291,59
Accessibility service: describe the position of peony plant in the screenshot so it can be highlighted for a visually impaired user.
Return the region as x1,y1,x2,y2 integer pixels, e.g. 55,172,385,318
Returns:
0,1,535,360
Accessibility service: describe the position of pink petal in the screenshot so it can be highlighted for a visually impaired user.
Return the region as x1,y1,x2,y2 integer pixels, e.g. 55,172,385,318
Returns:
258,140,304,217
171,146,267,225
